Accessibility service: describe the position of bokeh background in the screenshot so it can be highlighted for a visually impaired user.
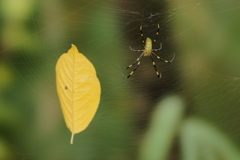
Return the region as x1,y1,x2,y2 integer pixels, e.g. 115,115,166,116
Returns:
1,0,240,160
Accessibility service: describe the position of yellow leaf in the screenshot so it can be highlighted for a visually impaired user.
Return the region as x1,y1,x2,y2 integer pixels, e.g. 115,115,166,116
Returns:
56,44,101,144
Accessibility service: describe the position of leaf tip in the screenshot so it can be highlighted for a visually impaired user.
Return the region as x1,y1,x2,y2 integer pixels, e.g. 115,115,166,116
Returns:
70,44,78,53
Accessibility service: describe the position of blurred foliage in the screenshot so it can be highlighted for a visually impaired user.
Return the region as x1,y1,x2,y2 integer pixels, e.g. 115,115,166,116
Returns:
1,0,37,50
180,118,240,160
1,0,240,160
140,95,185,160
140,95,240,160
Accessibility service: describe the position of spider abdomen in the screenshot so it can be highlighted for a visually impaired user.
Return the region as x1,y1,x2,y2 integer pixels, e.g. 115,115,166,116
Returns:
144,37,152,56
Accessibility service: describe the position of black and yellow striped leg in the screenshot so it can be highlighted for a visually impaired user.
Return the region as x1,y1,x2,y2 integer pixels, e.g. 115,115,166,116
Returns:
153,24,160,43
125,53,143,69
150,55,161,78
140,25,145,44
126,54,144,78
152,52,175,63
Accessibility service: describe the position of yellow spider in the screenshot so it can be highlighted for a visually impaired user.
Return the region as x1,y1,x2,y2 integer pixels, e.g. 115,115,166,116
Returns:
125,24,175,78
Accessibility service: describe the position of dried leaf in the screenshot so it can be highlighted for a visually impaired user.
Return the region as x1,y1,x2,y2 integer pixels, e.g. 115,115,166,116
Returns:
56,44,101,144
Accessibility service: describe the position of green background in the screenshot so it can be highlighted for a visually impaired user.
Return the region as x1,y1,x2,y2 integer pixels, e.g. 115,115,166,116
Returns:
1,0,240,159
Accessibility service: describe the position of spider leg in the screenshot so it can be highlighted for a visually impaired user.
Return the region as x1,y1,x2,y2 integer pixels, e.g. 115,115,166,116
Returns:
150,55,162,78
152,52,175,63
125,53,144,78
129,46,145,52
125,53,143,69
140,25,145,44
152,43,162,52
153,24,160,44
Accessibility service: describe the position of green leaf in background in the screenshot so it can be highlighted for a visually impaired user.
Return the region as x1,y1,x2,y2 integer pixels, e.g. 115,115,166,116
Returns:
181,118,240,160
139,95,185,160
140,95,240,160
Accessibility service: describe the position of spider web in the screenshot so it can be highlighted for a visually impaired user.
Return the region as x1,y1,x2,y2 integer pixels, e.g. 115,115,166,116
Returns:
1,0,240,159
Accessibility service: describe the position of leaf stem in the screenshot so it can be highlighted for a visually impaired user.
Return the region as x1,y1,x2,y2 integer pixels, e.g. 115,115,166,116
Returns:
70,132,75,144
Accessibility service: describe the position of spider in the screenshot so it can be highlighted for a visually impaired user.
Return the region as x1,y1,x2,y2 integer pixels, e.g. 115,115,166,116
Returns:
124,24,175,78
